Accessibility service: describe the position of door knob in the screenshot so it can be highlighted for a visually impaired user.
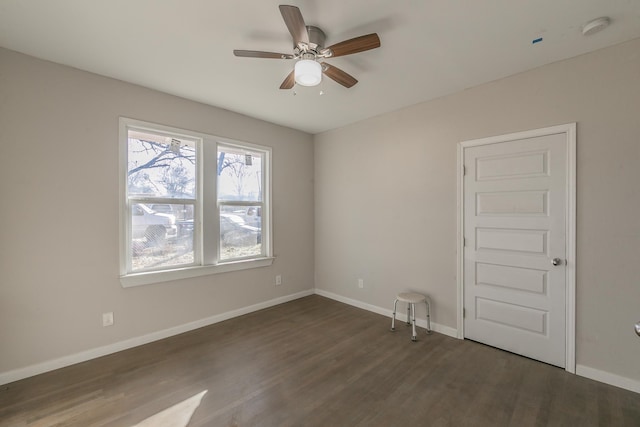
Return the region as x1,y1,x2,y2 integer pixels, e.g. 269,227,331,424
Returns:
635,322,640,337
551,258,562,266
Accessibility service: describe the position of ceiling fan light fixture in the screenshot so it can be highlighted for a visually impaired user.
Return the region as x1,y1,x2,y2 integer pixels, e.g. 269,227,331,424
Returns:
294,59,322,86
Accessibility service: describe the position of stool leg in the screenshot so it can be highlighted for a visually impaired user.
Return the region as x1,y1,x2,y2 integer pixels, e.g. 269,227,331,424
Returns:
391,299,398,331
406,304,411,326
411,303,418,341
425,299,432,334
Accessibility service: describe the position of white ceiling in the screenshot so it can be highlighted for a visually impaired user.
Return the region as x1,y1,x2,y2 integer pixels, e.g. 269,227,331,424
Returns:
1,1,639,134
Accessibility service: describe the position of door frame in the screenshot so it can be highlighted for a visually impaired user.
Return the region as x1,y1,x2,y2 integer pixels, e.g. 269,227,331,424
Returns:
456,123,576,373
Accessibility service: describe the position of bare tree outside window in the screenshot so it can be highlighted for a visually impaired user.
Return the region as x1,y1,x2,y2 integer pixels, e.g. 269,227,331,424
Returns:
128,138,196,198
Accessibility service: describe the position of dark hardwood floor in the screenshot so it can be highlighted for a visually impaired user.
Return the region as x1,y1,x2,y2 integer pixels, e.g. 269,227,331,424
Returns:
1,295,639,426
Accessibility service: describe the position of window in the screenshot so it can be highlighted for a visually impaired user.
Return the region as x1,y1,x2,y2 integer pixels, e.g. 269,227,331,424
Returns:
120,118,272,287
217,144,265,261
126,129,198,273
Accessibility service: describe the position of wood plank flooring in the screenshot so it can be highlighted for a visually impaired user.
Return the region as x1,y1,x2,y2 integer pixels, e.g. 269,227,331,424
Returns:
1,295,639,426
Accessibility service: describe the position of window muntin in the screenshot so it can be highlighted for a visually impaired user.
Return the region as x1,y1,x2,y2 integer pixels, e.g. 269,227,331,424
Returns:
120,118,272,284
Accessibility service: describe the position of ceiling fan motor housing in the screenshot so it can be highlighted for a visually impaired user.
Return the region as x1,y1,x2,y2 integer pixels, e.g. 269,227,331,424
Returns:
295,26,326,56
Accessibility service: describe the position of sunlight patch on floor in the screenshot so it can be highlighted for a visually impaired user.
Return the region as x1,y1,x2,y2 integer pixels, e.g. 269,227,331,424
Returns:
132,390,207,427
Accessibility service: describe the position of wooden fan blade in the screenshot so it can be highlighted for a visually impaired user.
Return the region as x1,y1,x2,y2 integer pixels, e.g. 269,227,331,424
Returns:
325,33,380,58
234,50,293,59
323,63,358,88
280,70,295,89
279,5,309,45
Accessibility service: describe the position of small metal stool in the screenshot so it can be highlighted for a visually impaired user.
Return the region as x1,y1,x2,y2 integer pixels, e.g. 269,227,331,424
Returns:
391,292,432,341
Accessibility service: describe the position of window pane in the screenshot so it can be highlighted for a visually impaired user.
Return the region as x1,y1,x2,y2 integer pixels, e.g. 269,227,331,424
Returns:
217,147,262,201
219,205,262,260
128,130,197,199
130,203,195,272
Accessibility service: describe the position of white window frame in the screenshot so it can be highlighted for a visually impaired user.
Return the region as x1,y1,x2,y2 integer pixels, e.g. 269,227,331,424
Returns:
119,118,273,287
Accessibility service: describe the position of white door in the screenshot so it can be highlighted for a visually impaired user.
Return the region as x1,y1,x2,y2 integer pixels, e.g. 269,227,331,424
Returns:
462,127,573,368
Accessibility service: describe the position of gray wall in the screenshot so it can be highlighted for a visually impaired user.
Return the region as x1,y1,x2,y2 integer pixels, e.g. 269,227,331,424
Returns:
315,38,640,382
0,48,315,375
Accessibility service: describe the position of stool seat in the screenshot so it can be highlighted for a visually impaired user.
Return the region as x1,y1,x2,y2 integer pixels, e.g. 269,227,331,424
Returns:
396,292,426,304
391,292,432,341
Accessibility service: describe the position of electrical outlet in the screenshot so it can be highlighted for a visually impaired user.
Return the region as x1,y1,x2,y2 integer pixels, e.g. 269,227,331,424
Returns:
102,312,114,327
358,278,364,289
275,275,282,286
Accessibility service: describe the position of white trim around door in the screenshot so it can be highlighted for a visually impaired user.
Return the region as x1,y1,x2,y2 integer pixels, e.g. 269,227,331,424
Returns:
456,123,576,373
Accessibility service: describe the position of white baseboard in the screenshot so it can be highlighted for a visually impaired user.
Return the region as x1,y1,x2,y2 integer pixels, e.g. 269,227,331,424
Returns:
0,289,314,386
576,364,640,394
4,288,638,396
314,288,459,338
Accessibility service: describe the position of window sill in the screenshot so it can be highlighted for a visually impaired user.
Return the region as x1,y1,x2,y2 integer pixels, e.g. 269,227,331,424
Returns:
120,257,275,288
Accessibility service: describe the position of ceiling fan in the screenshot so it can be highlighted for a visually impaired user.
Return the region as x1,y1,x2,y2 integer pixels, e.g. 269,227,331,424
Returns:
233,5,380,89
